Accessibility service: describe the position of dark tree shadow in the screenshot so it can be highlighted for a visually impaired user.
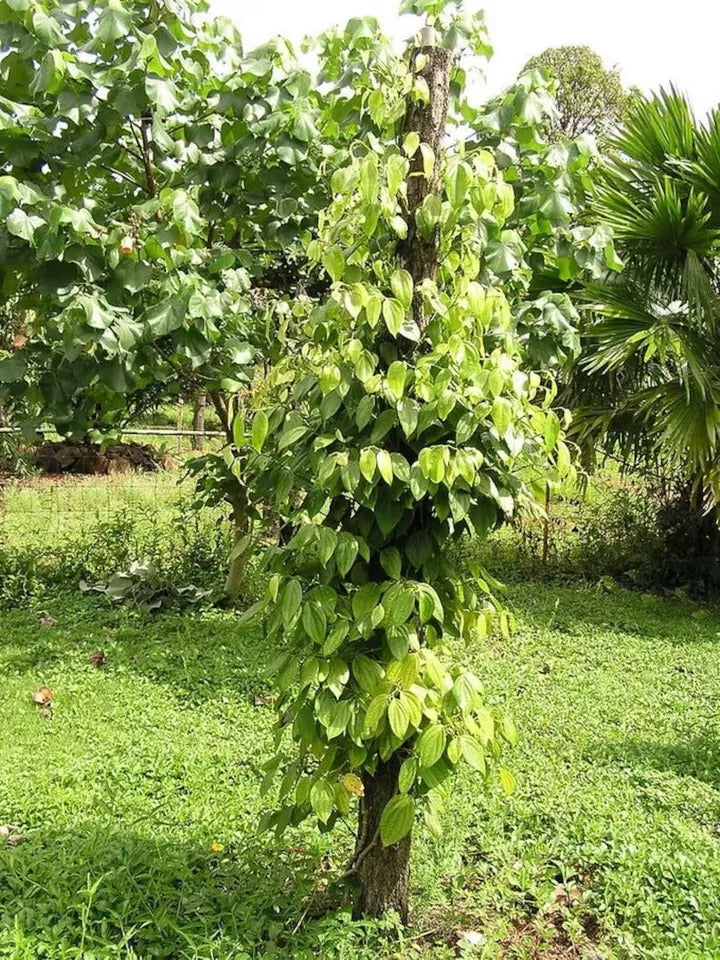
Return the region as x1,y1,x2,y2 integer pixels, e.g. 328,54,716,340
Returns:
590,732,720,792
0,595,273,704
0,824,367,959
502,581,720,648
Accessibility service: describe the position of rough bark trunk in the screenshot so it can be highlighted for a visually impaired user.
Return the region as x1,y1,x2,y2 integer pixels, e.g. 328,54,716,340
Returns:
398,42,453,336
191,394,206,451
353,755,411,922
350,29,452,925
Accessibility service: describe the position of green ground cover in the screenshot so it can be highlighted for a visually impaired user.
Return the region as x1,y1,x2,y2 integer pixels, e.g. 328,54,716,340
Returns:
1,499,719,960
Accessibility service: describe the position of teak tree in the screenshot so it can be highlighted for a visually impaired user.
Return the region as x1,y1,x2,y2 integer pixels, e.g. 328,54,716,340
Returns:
0,0,393,595
244,0,576,921
0,0,610,606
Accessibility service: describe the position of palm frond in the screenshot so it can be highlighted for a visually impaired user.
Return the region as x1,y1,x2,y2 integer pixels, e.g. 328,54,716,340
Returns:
580,280,714,394
689,107,720,216
578,86,720,499
606,87,696,171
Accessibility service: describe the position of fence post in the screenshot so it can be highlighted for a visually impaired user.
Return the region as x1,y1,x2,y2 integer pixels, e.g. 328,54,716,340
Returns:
176,400,184,455
542,482,551,569
191,395,206,451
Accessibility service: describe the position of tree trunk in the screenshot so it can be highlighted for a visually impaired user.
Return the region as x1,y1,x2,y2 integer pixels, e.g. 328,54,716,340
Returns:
350,26,451,925
353,755,411,922
398,40,452,335
191,394,206,451
224,513,252,603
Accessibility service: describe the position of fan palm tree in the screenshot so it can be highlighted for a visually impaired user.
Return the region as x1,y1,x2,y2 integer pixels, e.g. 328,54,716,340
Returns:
571,89,720,509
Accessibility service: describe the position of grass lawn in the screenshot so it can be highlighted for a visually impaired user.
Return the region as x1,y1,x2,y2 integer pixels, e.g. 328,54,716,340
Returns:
1,579,719,959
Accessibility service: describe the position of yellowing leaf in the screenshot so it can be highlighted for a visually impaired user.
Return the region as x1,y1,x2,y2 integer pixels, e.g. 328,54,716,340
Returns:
342,773,365,797
499,767,517,796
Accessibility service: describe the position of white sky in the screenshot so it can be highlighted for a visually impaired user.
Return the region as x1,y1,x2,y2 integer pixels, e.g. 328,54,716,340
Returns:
209,0,720,118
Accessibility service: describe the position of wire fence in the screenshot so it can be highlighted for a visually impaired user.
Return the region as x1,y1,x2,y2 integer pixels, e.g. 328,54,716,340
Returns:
0,471,191,547
0,426,227,437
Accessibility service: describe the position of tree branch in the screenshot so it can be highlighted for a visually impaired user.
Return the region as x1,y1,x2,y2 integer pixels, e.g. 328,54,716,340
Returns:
340,826,380,881
209,388,233,444
97,163,145,192
139,111,157,198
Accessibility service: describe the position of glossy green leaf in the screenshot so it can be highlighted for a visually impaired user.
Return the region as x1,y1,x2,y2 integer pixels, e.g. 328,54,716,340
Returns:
358,448,376,482
380,794,414,846
397,397,419,438
453,674,476,714
376,449,393,484
398,756,418,793
97,2,132,42
419,446,445,484
323,246,345,282
390,270,413,310
302,601,326,645
310,779,335,823
252,411,269,452
382,298,405,336
280,579,302,625
6,209,41,243
363,693,388,735
491,397,513,436
335,535,359,577
387,360,407,400
388,695,410,738
352,654,384,694
380,546,402,580
383,584,414,628
417,723,446,768
459,735,486,772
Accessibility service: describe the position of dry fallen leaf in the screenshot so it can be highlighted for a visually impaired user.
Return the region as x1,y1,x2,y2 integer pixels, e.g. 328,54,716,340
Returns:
458,930,486,947
11,331,27,350
90,650,106,669
37,612,57,628
250,693,277,707
32,686,53,706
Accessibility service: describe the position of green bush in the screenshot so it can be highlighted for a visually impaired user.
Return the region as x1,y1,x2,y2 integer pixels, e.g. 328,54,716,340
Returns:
467,474,720,594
